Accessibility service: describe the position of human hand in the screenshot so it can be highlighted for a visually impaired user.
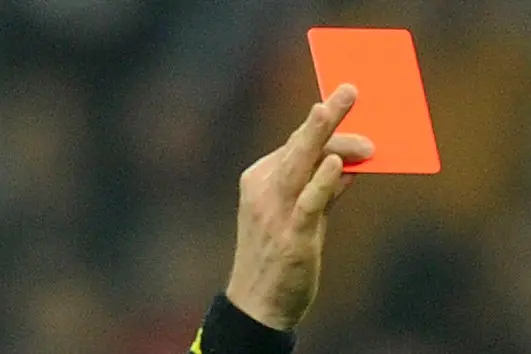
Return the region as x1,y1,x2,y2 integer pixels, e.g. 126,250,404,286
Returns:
226,84,375,330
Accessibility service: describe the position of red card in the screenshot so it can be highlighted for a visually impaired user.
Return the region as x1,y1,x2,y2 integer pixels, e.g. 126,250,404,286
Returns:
307,27,441,174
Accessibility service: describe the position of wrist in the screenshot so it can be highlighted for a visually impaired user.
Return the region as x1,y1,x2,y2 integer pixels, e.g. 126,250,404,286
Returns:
195,293,296,354
226,282,300,331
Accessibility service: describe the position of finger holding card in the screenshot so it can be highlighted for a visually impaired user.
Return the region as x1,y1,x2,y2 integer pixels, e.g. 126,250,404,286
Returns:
278,84,360,195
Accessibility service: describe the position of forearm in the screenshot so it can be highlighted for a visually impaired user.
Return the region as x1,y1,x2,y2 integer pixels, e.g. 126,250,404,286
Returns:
188,293,296,354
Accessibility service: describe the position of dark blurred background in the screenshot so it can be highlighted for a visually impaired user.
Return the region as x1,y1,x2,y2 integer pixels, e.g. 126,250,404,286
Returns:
1,1,530,353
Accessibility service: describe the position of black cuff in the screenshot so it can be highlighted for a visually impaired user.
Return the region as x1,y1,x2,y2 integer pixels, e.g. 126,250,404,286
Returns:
199,293,296,354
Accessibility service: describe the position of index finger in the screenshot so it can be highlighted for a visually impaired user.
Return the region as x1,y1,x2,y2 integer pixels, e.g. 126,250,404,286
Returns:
277,84,357,194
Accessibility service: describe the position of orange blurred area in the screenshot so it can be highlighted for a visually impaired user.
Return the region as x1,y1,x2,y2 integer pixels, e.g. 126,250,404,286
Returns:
1,1,531,353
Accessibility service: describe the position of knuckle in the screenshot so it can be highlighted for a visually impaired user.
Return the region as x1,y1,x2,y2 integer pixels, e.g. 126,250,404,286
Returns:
293,200,315,221
291,187,330,224
310,102,325,115
310,103,330,128
238,168,254,189
308,183,333,203
314,181,332,195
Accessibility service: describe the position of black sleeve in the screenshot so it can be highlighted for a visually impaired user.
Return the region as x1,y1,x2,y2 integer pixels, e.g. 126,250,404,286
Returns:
188,293,296,354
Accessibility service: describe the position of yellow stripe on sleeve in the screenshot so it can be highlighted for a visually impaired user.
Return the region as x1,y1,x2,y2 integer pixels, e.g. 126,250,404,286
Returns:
189,327,203,354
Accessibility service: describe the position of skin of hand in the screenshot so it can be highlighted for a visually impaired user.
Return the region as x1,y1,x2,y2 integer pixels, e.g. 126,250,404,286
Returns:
225,84,375,331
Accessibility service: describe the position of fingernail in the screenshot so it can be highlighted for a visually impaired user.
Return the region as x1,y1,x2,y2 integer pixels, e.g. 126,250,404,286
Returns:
338,85,356,106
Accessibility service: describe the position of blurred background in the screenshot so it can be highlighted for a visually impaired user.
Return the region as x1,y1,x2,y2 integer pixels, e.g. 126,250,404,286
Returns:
1,1,530,353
